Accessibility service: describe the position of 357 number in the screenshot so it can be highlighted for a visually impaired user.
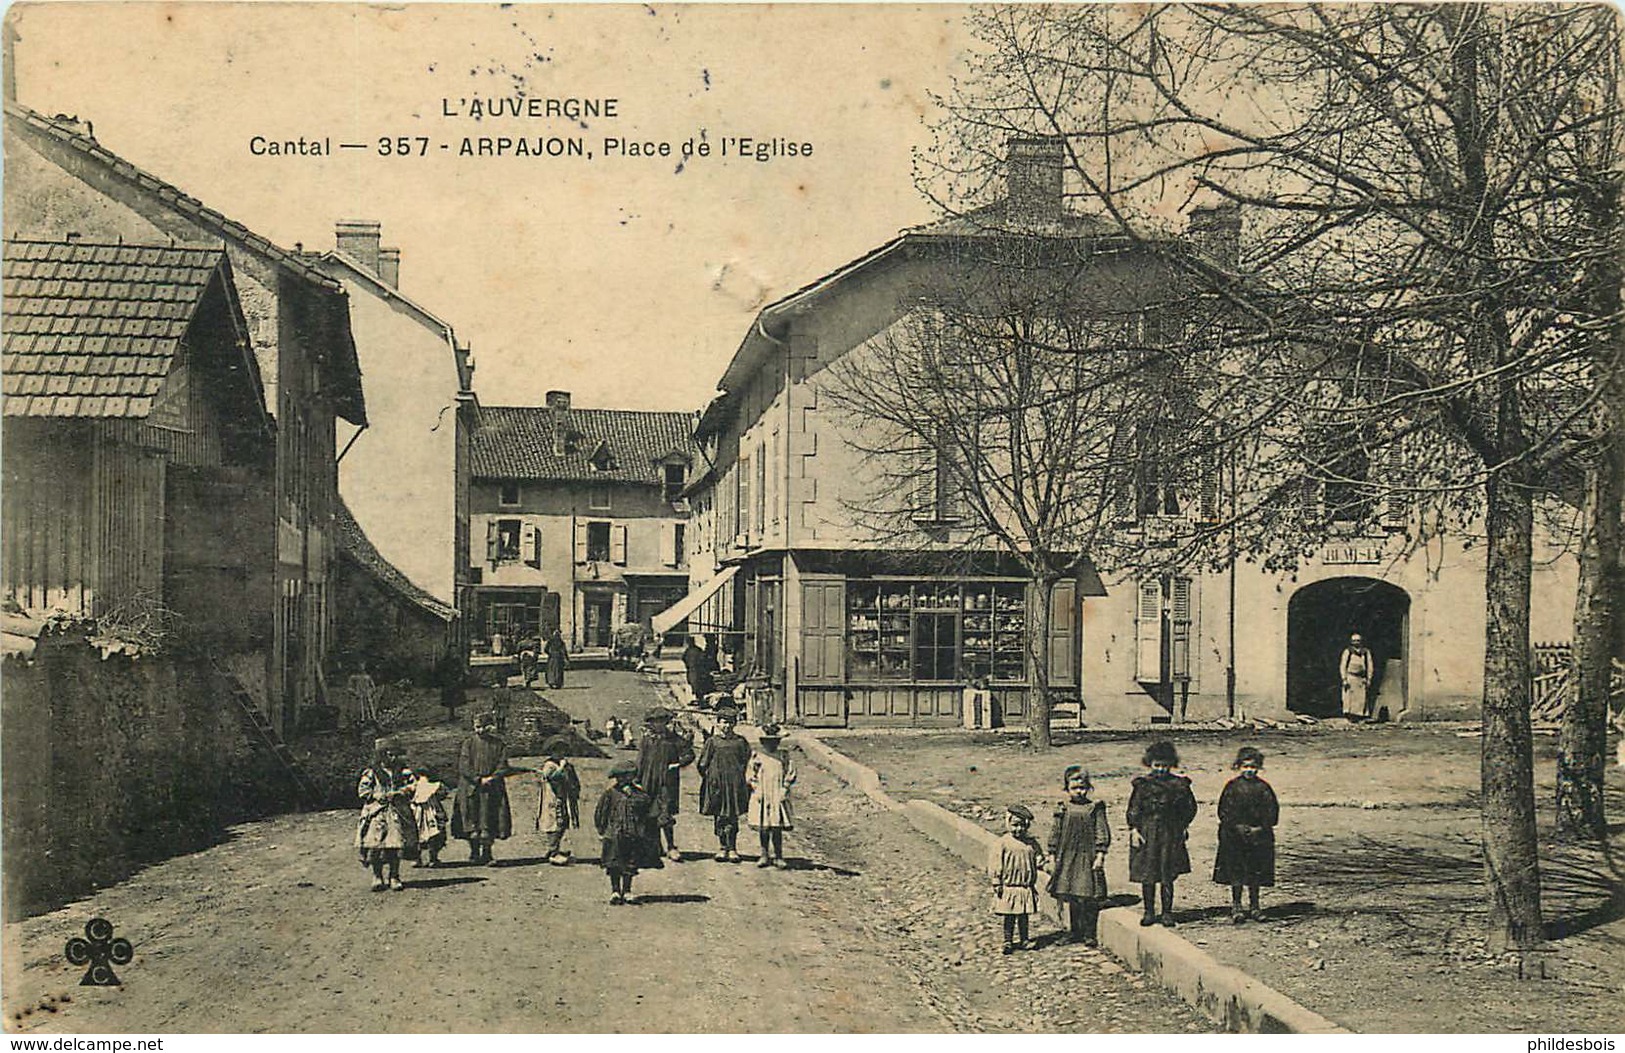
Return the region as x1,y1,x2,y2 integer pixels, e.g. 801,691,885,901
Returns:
378,136,429,157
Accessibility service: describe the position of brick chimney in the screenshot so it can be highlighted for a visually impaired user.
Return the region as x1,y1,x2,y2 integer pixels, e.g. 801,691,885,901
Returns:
335,219,382,275
546,390,571,456
1005,136,1065,225
1187,203,1242,269
377,246,401,288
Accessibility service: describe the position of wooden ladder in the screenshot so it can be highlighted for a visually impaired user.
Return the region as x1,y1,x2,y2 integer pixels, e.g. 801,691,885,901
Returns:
217,667,323,810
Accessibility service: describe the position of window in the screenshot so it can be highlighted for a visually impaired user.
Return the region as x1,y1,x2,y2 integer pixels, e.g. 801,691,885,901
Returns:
847,581,1027,683
663,463,686,503
1135,575,1197,684
589,484,611,511
915,429,966,523
589,442,616,472
586,521,611,562
496,519,522,561
499,483,521,507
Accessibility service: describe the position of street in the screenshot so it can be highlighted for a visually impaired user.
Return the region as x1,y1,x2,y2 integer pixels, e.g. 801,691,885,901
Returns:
3,670,1212,1034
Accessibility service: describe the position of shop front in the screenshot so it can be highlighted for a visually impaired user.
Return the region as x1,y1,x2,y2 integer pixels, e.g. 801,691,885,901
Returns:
730,550,1091,729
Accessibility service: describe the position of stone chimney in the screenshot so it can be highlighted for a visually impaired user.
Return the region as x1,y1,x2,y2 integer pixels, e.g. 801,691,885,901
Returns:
377,246,401,288
1005,136,1065,225
546,390,571,456
335,219,382,275
1187,203,1242,269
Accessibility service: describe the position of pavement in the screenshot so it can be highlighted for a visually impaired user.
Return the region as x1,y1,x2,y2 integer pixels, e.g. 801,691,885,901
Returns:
2,670,1214,1034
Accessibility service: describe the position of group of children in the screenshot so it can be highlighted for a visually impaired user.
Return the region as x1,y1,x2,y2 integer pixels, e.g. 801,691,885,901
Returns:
355,701,798,906
989,741,1279,954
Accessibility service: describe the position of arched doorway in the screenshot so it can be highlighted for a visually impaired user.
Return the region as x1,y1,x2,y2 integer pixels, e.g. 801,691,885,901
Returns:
1286,577,1410,717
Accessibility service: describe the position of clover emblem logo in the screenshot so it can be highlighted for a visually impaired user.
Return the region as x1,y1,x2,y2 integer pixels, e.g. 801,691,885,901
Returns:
64,918,133,986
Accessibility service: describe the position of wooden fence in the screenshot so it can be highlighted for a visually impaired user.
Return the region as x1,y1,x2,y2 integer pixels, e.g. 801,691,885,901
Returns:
1530,642,1625,722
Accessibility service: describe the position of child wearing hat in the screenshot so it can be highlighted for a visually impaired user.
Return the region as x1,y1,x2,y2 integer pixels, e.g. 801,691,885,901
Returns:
408,766,450,868
1127,740,1199,927
534,737,582,866
594,759,664,905
637,706,696,862
1047,765,1111,946
1213,746,1279,922
746,724,795,869
697,702,752,862
990,804,1047,954
356,738,418,892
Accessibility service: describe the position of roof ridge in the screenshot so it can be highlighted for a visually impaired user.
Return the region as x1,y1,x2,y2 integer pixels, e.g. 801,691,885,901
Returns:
4,101,344,294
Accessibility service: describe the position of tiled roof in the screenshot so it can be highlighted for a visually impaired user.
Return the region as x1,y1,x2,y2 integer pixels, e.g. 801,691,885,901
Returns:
472,405,697,483
906,200,1116,239
2,239,224,418
333,497,458,622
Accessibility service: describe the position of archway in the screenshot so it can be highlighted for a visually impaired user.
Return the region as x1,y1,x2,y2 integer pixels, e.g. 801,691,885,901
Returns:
1286,577,1410,717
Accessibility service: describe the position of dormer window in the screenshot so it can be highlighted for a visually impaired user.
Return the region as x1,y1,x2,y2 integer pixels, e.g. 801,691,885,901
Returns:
588,441,616,472
663,462,686,502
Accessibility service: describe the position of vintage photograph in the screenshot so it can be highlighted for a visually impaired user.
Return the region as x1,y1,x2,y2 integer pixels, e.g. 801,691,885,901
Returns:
1,1,1621,1037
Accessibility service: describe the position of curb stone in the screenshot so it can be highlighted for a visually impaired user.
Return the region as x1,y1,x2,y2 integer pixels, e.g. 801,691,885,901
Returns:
797,731,1351,1035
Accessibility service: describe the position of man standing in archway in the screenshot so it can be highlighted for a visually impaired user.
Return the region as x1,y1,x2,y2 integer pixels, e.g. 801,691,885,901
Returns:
1339,633,1375,721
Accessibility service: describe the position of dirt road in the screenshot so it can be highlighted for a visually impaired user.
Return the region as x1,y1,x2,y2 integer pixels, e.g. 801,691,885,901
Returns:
4,673,1213,1034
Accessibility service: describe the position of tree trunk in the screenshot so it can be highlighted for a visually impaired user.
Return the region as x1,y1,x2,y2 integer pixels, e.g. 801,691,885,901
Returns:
1558,381,1623,841
1481,469,1543,950
1028,574,1055,749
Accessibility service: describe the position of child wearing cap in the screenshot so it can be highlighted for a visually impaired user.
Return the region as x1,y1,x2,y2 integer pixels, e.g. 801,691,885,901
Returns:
408,766,450,868
356,738,417,892
1047,765,1111,946
698,702,752,862
534,737,582,866
746,724,795,869
990,804,1047,953
594,760,664,905
1213,746,1279,922
1127,740,1198,927
637,706,697,862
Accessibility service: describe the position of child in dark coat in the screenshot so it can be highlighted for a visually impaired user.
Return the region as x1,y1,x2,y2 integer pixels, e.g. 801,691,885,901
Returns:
1126,740,1198,927
1047,765,1111,946
594,759,664,905
1213,746,1279,922
637,707,696,862
697,702,752,862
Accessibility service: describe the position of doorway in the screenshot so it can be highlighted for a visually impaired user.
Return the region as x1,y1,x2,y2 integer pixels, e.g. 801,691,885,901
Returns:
582,595,614,648
1286,576,1410,717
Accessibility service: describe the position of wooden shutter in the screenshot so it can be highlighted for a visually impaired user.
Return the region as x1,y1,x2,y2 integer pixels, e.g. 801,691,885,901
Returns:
1048,579,1076,688
800,579,847,683
659,522,677,566
1198,431,1221,523
573,519,588,563
611,523,627,565
1110,422,1137,523
486,519,499,566
1380,442,1409,531
738,454,752,545
1169,576,1193,681
521,522,541,567
755,444,767,536
1135,577,1163,681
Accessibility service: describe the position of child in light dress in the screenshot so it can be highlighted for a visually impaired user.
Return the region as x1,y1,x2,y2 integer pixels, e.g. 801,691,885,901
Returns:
990,804,1047,954
356,738,417,892
408,767,449,868
534,737,581,866
746,724,795,869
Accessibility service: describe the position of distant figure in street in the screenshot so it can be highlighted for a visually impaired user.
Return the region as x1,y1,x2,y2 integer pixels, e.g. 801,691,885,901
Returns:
697,702,751,862
408,767,450,868
518,640,539,688
534,737,581,866
604,716,626,747
1127,740,1198,927
453,712,512,865
1047,766,1110,946
1213,747,1279,923
637,707,696,861
356,738,417,892
683,634,718,707
747,724,795,869
345,663,378,726
990,804,1046,954
1339,633,1375,720
436,648,465,725
544,628,569,691
594,759,664,905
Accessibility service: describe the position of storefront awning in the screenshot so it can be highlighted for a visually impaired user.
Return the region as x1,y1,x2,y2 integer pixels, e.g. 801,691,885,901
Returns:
650,566,739,636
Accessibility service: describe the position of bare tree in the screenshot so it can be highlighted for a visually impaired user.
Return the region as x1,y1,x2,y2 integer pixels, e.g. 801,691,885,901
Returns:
923,3,1622,950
